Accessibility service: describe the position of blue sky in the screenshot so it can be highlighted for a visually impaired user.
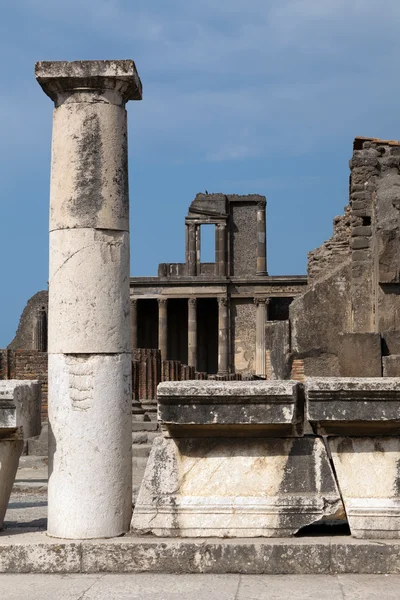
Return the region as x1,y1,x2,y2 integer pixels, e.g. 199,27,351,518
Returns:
1,0,400,346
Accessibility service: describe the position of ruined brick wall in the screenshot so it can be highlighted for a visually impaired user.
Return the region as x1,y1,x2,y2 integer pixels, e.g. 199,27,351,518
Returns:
0,349,48,420
308,205,352,281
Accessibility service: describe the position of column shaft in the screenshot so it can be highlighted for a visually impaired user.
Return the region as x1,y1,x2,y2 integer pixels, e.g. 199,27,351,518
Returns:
255,298,269,378
187,224,197,276
188,298,197,369
218,297,229,375
216,224,227,277
36,60,142,539
256,203,267,275
131,299,138,351
158,299,168,361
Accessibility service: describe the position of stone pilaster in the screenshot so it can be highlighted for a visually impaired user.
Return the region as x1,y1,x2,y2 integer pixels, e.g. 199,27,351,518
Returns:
188,298,197,369
131,299,138,351
218,297,229,375
36,59,142,539
254,298,270,378
256,201,267,275
158,298,168,361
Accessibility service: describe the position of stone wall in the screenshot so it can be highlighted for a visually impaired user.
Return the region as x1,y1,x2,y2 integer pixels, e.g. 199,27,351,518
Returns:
230,201,258,276
231,299,256,375
8,291,48,351
0,350,48,420
308,205,352,281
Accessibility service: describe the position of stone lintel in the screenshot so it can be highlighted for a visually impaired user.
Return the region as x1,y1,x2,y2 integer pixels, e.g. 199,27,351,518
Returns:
35,60,142,103
305,377,400,435
157,380,302,436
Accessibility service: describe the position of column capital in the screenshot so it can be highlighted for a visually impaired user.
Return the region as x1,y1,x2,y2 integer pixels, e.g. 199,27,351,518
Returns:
218,297,228,308
158,298,168,308
35,60,142,107
254,297,270,306
257,199,266,210
131,298,138,307
188,297,197,308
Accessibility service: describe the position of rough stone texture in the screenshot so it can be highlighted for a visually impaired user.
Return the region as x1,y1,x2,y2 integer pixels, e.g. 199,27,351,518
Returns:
47,353,132,539
230,200,260,276
329,437,400,539
338,333,382,377
48,229,131,354
308,205,352,282
383,355,400,377
131,436,343,537
290,262,351,376
8,291,48,350
305,377,400,435
231,299,256,375
265,321,291,380
157,380,302,437
0,380,41,439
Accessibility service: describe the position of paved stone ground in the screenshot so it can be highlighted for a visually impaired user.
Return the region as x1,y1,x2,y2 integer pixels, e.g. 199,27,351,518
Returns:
0,573,399,599
4,457,48,532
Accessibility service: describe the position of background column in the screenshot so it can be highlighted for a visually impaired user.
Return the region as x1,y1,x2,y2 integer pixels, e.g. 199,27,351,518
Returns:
256,201,267,275
158,298,168,361
187,224,197,276
36,59,142,539
131,299,138,351
255,298,270,378
216,223,227,277
218,297,229,375
188,298,197,369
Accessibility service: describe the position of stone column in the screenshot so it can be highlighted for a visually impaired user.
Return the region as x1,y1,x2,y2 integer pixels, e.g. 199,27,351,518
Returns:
188,298,197,369
218,297,229,375
216,223,227,277
255,298,270,378
33,309,47,352
36,60,142,539
187,224,197,276
256,201,267,275
158,298,168,361
131,299,138,351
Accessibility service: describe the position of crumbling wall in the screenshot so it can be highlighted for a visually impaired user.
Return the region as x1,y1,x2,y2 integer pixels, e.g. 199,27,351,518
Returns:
308,205,351,281
8,290,48,350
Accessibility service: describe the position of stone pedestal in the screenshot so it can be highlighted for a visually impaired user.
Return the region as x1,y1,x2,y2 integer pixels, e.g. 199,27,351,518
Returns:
218,297,229,375
36,59,142,539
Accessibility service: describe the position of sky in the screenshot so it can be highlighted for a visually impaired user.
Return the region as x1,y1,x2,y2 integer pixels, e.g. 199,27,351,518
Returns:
1,0,400,346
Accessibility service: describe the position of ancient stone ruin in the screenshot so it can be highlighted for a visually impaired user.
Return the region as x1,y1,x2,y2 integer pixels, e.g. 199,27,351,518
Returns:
3,58,400,574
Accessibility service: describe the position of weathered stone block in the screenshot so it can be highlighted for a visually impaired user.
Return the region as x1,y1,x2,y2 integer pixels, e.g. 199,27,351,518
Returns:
265,321,291,380
350,238,370,250
377,230,400,283
352,226,372,237
383,355,400,376
305,377,400,435
338,333,382,377
0,381,41,439
0,433,24,530
48,228,131,354
382,330,400,355
131,436,343,537
329,437,400,539
157,380,302,437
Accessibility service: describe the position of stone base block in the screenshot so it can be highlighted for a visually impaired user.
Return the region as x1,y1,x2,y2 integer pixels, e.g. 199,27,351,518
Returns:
338,333,382,377
383,355,400,376
0,432,24,529
131,436,343,537
0,380,41,439
329,437,400,539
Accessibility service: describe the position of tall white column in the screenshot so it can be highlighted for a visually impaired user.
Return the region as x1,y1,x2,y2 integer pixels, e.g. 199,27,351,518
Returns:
255,298,270,378
36,60,142,539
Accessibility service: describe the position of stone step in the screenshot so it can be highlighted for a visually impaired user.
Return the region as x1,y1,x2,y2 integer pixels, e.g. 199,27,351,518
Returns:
132,421,158,432
132,444,152,458
132,431,160,445
0,533,398,574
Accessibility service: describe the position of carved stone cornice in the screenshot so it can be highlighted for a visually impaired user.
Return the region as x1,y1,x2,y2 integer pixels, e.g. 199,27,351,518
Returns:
158,298,168,308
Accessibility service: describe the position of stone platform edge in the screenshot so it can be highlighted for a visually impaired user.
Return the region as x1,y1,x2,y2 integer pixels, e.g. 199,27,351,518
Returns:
0,532,399,574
